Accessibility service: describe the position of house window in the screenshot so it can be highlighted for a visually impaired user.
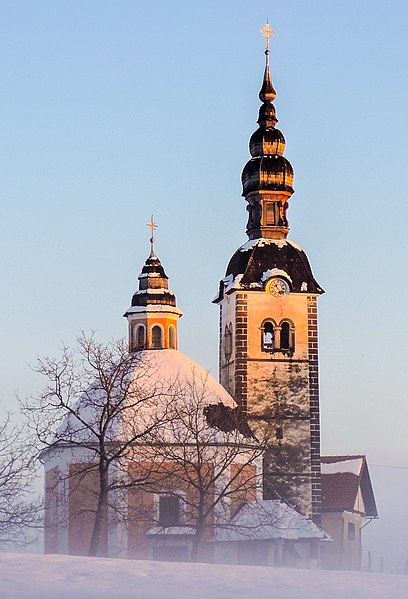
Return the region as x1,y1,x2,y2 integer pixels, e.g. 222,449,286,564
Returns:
152,325,163,349
262,321,275,350
348,522,356,541
158,495,181,527
169,325,176,349
224,323,233,361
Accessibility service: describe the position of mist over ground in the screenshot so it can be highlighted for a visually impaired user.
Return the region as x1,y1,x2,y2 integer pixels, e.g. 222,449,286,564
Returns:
1,553,408,599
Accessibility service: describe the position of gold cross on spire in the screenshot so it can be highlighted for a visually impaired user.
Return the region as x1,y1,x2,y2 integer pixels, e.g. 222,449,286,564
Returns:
147,215,158,257
260,20,275,51
147,215,157,236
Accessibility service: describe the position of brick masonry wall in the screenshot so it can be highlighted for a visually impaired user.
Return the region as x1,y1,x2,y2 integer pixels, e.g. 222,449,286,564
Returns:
234,294,248,413
307,296,322,524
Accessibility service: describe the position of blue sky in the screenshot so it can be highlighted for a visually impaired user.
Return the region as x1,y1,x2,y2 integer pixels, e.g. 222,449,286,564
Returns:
1,1,408,568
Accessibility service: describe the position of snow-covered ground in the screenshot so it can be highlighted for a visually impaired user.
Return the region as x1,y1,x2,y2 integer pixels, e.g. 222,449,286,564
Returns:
1,553,408,599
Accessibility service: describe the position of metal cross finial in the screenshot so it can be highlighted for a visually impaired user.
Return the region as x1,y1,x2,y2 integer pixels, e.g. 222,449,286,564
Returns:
260,20,275,52
147,215,158,257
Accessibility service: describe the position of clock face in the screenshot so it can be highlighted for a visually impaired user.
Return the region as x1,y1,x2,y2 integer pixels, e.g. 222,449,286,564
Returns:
269,277,290,297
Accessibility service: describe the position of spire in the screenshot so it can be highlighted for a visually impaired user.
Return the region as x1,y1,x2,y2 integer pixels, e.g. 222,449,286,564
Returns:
259,20,276,103
240,23,294,241
147,215,157,258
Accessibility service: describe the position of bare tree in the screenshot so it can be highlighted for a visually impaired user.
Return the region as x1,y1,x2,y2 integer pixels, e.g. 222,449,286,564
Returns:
24,334,278,561
127,372,268,562
0,407,41,546
23,333,172,557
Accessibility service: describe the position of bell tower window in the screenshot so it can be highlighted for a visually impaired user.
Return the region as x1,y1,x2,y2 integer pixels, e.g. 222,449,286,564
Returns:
136,325,146,350
280,322,290,350
169,325,176,349
131,324,146,351
262,321,275,350
279,320,295,354
152,325,163,349
261,320,295,354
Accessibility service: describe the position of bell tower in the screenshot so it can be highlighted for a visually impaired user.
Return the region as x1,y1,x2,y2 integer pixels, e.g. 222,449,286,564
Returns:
214,25,324,521
124,217,183,352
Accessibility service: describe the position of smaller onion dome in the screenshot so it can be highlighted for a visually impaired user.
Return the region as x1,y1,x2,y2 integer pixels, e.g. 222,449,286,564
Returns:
249,127,285,158
257,102,277,128
242,155,294,196
131,253,177,308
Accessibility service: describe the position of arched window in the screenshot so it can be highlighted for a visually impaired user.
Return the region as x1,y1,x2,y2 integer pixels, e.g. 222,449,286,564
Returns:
279,320,295,354
136,325,146,350
280,322,290,350
132,324,146,351
152,325,163,349
262,321,275,350
169,325,176,349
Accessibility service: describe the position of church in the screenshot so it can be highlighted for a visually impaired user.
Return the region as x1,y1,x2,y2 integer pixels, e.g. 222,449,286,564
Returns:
43,25,377,570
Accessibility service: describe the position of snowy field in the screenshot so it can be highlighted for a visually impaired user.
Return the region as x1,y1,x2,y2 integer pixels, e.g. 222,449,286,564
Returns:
1,553,408,599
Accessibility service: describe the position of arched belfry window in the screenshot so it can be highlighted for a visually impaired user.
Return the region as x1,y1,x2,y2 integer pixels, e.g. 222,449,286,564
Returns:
280,322,290,350
169,325,176,349
262,319,295,354
132,324,146,351
224,323,233,361
152,325,163,349
262,321,275,351
137,325,146,350
279,320,295,355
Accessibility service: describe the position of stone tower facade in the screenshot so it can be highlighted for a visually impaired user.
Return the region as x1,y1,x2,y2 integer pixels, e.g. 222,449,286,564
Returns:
214,40,323,521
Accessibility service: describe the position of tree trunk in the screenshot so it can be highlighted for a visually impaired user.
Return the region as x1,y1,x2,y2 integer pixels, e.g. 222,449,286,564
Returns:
88,461,109,557
190,497,206,563
190,520,205,562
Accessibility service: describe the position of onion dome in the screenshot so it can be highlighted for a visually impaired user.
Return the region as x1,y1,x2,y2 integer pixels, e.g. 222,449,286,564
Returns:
242,155,294,196
242,52,294,199
249,127,285,157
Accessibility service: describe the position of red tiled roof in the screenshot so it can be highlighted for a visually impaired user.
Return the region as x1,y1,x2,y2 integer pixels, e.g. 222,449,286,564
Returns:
320,455,378,518
321,472,360,511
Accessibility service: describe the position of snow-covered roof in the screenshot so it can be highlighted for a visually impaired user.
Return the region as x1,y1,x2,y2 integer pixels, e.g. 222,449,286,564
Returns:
124,305,183,316
46,349,241,453
214,237,323,303
214,500,330,542
146,525,196,536
321,458,363,476
138,350,236,409
238,238,303,253
321,456,378,518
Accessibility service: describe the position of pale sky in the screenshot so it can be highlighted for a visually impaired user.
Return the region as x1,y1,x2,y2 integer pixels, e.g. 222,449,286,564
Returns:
1,0,407,569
